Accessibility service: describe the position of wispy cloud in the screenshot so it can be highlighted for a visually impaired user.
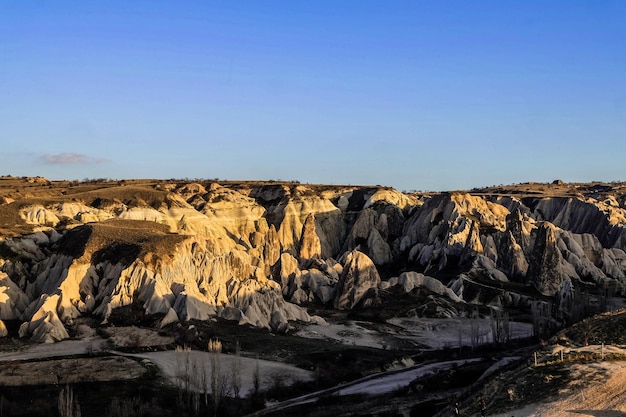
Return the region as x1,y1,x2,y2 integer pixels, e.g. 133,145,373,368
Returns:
40,153,108,164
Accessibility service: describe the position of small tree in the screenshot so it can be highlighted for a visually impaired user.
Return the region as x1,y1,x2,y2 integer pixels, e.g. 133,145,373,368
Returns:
252,356,261,397
208,339,223,415
58,384,81,417
532,300,555,339
200,355,209,410
174,345,192,409
230,341,242,399
470,309,481,350
490,309,511,346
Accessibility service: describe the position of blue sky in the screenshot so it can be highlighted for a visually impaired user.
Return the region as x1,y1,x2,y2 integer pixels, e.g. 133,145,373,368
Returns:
1,1,625,191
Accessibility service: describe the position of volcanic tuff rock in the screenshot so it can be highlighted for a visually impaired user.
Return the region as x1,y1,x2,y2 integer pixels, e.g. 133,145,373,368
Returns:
1,178,626,342
334,250,381,310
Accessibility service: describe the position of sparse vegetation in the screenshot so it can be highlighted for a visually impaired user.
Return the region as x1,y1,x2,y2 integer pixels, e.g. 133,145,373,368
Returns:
58,384,81,417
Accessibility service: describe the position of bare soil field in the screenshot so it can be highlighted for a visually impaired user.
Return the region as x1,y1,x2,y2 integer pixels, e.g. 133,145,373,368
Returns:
0,355,146,386
101,325,175,348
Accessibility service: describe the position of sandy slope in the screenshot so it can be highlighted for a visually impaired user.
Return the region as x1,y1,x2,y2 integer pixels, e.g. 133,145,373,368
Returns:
491,361,626,417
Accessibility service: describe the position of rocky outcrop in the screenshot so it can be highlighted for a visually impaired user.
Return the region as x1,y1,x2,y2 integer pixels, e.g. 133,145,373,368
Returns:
402,193,509,273
298,214,322,261
383,271,461,302
18,294,70,343
2,179,626,342
0,273,29,320
0,319,7,337
334,250,380,310
527,223,565,296
250,184,344,258
531,197,626,248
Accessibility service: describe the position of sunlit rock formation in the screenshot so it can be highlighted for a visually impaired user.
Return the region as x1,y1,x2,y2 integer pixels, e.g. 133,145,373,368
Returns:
1,177,626,342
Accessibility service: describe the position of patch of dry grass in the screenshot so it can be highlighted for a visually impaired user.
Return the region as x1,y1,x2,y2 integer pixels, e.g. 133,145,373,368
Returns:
0,355,146,386
53,219,188,265
557,309,626,346
101,326,174,348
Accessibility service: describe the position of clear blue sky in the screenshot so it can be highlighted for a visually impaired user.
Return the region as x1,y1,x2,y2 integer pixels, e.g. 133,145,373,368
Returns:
1,1,625,191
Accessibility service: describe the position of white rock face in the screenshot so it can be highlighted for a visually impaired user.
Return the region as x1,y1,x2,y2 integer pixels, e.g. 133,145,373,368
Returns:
52,202,113,223
363,188,417,211
159,307,180,328
18,294,69,343
402,193,509,273
19,206,61,227
0,273,28,320
298,214,322,260
334,250,380,310
11,226,323,341
367,228,392,265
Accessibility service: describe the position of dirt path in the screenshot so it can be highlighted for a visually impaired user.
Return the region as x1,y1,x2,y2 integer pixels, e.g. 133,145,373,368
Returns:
0,337,105,362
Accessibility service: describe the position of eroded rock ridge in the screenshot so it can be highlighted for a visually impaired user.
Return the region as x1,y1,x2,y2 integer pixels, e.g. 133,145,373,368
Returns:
1,178,625,342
